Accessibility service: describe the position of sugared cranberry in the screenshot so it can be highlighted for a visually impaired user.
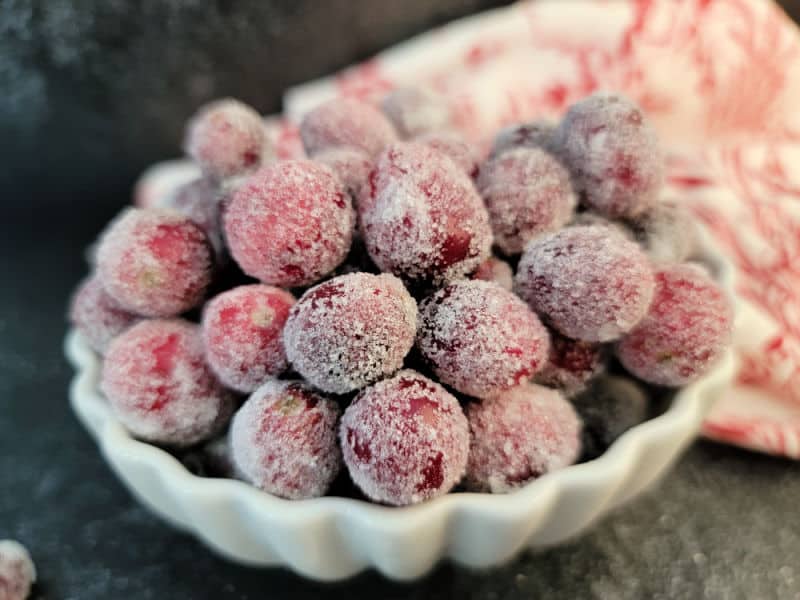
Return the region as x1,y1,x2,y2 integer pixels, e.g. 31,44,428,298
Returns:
283,273,416,394
628,201,697,263
202,285,295,393
102,320,234,446
0,540,36,600
616,263,733,386
413,130,479,177
96,208,213,317
490,120,557,159
417,280,550,399
381,86,451,138
534,330,606,397
359,142,492,285
313,147,372,203
184,98,266,180
515,225,655,342
340,370,469,505
223,160,354,287
300,97,397,158
69,275,139,354
471,256,513,291
465,384,581,493
556,92,662,218
133,159,200,209
229,380,341,499
478,147,576,255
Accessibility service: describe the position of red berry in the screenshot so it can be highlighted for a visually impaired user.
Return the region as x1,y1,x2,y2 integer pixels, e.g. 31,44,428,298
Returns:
381,86,451,138
478,147,576,255
313,146,372,203
230,380,341,499
557,92,662,218
534,330,606,397
223,160,354,287
340,370,469,505
102,320,234,446
616,263,733,386
283,273,417,394
417,280,550,399
0,540,36,600
202,285,295,393
184,98,266,180
471,256,513,291
515,225,655,342
413,130,479,177
359,142,492,285
465,384,581,493
69,275,139,354
134,160,200,208
96,208,213,317
490,120,557,159
300,97,397,158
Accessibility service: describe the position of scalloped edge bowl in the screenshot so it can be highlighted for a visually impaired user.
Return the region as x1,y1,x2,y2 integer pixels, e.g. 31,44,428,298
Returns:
65,225,738,581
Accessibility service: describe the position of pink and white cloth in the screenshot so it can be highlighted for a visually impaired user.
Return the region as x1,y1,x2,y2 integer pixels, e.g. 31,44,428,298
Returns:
263,0,800,458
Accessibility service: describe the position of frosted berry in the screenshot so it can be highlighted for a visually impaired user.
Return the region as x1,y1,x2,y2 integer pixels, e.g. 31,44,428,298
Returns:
616,263,733,386
535,330,606,397
478,147,576,255
96,208,213,317
629,201,696,263
300,97,397,158
465,384,581,493
163,177,226,260
223,160,354,287
515,225,655,342
313,146,372,203
340,370,469,505
134,159,200,208
381,86,451,138
202,285,295,393
69,275,139,354
0,540,36,600
490,120,557,159
472,256,513,291
414,130,479,177
283,273,416,394
230,380,341,499
557,92,662,218
417,280,550,399
102,320,234,446
184,98,266,179
359,142,492,285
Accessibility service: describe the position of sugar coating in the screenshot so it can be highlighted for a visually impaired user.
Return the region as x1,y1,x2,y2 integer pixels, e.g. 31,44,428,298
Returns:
472,256,513,291
133,159,201,208
283,273,417,394
96,208,213,317
413,130,479,177
556,92,663,218
300,97,397,158
616,263,733,386
184,98,266,180
571,375,648,459
417,280,550,399
223,160,354,287
478,147,577,255
381,86,451,138
102,320,234,446
340,369,469,505
515,225,655,342
313,146,373,203
465,383,581,493
628,201,697,263
229,380,341,500
534,330,606,397
0,540,36,600
163,177,226,260
69,275,139,354
202,285,295,393
490,120,557,159
359,142,492,286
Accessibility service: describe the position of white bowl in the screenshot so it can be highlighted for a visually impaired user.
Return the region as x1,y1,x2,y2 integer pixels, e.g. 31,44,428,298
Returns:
65,226,738,582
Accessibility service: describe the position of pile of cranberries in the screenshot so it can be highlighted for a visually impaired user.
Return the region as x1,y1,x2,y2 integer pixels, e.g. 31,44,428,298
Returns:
70,89,733,506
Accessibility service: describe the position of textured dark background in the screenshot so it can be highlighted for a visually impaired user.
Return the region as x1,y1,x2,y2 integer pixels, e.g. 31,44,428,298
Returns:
2,1,800,599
